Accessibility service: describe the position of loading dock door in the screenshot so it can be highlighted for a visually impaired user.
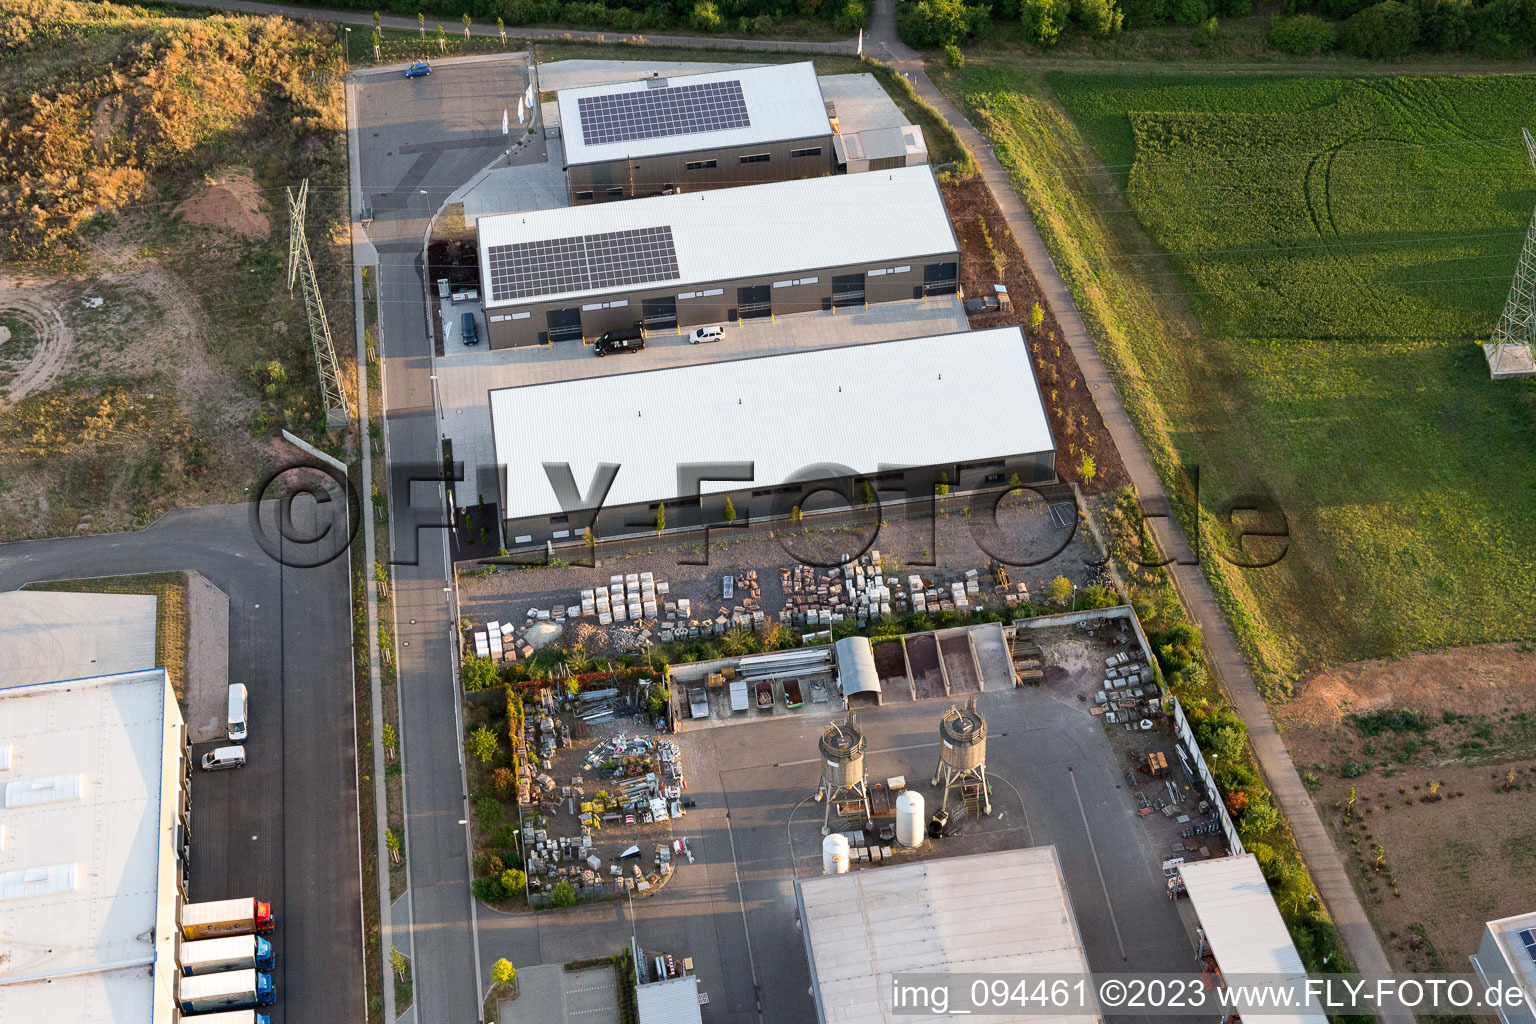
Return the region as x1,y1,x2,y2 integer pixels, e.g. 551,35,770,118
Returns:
642,297,677,330
737,284,772,320
923,262,958,296
832,273,865,305
546,307,583,342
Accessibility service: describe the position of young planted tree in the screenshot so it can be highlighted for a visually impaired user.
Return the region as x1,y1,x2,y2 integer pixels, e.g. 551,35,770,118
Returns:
498,16,507,43
1029,302,1045,329
418,12,425,36
467,725,498,764
436,24,446,53
1046,575,1074,606
655,503,666,534
385,828,401,864
1078,453,1097,484
382,723,397,760
722,496,737,523
462,13,472,39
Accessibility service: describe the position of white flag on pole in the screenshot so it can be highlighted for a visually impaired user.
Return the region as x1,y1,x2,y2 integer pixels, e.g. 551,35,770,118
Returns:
517,98,526,125
502,108,509,135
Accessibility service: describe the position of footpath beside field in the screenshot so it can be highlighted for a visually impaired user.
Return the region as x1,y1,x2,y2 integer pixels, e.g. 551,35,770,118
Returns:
863,5,1404,1000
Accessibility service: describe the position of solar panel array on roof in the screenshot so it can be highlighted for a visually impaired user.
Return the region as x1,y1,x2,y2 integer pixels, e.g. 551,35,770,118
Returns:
576,80,750,147
1519,929,1536,963
485,226,680,303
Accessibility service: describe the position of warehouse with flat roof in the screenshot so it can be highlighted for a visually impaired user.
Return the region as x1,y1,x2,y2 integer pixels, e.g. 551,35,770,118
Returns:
487,325,1055,548
0,590,157,688
0,668,188,1023
557,62,834,204
476,165,960,348
795,846,1100,1024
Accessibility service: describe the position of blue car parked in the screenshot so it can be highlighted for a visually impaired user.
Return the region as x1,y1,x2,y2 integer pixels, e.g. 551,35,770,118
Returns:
404,61,431,78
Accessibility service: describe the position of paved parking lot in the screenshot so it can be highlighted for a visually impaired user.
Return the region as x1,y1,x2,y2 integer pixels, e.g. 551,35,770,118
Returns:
440,295,969,497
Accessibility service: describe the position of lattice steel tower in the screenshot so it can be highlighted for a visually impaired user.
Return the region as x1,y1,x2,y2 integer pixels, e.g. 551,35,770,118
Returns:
1484,129,1536,380
287,180,351,428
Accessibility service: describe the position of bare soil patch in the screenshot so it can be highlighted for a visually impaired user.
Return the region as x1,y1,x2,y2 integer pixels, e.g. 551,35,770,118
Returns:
942,176,1127,494
1277,642,1536,970
173,170,270,239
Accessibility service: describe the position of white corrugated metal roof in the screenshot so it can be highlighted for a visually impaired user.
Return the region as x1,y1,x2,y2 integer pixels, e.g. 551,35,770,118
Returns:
476,165,957,309
1177,854,1328,1024
635,975,703,1024
488,326,1053,522
558,62,830,167
0,591,157,688
796,847,1099,1024
0,669,182,1023
835,637,881,700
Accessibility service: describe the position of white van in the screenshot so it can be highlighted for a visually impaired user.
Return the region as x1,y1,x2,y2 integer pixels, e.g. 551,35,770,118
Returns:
201,746,246,771
227,684,249,742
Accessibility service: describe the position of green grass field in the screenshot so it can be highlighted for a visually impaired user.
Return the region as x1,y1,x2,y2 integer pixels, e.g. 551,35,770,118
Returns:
947,66,1536,690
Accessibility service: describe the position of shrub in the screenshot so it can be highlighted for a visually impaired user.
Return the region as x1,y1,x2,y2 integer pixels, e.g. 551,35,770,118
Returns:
467,725,499,764
492,958,516,986
492,767,516,798
1267,13,1338,52
1471,0,1536,56
1408,0,1470,47
473,876,506,902
689,0,722,30
473,794,503,830
1046,575,1074,606
462,656,499,692
896,0,987,45
1073,0,1124,34
500,868,526,894
1172,0,1208,24
1192,13,1218,42
492,823,521,848
945,41,966,65
1120,0,1168,28
1021,0,1073,43
1339,0,1420,56
1348,707,1430,735
550,880,578,907
836,1,868,30
722,496,737,523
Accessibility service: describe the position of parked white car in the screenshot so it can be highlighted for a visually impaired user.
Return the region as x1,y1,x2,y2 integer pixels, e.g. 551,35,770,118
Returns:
689,325,725,344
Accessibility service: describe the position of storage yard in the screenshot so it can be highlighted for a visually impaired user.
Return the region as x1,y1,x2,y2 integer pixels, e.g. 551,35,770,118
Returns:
458,489,1101,659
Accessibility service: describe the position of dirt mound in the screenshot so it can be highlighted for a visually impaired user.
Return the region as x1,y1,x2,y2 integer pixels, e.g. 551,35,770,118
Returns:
1280,642,1536,733
174,171,269,239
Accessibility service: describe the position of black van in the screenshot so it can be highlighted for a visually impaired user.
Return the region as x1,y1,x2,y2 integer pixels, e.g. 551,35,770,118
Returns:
594,326,644,356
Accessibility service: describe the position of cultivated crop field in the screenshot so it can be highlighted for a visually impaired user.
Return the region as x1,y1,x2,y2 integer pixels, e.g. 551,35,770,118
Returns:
948,65,1536,689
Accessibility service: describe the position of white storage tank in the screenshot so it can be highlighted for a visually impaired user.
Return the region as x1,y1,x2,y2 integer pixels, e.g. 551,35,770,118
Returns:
822,833,850,874
895,790,925,849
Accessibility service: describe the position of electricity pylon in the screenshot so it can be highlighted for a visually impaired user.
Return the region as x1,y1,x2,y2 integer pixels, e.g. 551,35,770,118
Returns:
1484,128,1536,380
287,180,351,428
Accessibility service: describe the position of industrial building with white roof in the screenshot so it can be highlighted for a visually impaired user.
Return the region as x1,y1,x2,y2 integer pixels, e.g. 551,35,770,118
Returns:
475,165,960,348
1471,910,1536,1024
488,325,1055,548
795,846,1101,1024
557,62,835,204
0,667,188,1023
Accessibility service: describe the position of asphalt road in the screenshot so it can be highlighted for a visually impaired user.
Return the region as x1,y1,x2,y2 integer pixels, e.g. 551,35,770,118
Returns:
353,55,539,1022
0,498,363,1024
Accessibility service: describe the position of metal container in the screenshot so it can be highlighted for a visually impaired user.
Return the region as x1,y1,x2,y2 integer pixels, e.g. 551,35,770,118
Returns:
822,833,850,874
938,699,987,772
895,790,925,848
819,719,866,789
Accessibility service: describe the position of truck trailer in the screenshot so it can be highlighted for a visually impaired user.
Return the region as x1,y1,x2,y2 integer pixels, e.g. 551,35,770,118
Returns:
180,898,275,940
178,934,275,975
175,969,277,1013
170,1011,272,1024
